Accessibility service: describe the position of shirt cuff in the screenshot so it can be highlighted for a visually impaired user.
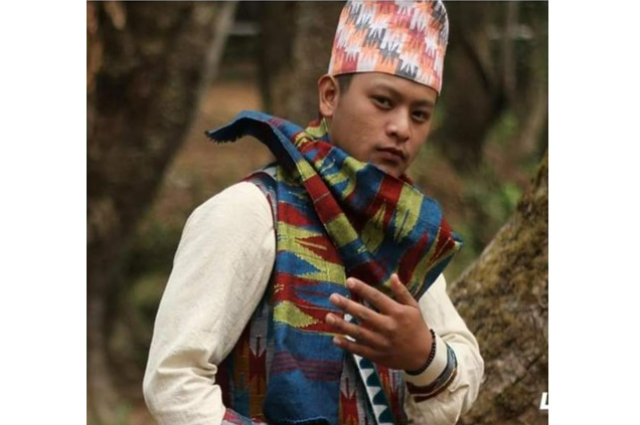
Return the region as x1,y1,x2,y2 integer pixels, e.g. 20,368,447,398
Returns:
403,333,458,400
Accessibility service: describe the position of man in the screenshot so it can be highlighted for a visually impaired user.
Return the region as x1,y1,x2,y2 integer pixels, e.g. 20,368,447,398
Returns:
143,1,483,424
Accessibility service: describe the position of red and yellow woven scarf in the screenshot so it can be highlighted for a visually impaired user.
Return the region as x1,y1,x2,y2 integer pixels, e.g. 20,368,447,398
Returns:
207,111,461,425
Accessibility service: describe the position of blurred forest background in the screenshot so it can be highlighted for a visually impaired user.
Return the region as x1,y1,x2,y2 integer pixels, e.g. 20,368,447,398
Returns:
87,2,548,425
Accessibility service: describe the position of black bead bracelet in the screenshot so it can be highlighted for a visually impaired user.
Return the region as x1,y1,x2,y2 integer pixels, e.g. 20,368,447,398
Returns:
406,329,437,376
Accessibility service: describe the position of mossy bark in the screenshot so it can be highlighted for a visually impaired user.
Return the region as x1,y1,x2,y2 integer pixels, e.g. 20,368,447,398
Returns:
453,153,548,425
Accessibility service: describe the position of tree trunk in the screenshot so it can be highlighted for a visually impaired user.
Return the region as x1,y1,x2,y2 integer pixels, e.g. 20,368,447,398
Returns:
258,1,345,125
430,1,506,171
431,1,548,174
452,153,548,425
87,2,237,423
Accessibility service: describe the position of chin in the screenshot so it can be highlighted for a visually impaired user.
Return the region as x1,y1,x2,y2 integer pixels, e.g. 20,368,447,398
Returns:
374,163,403,178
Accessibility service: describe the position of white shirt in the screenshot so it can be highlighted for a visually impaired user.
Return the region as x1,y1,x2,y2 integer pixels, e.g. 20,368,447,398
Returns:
143,182,484,425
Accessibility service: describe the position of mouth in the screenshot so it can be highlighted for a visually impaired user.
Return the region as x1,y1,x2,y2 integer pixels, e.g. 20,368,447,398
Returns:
376,147,406,163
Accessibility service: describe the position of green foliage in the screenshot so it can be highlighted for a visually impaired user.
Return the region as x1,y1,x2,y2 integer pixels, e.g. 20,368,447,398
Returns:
115,215,188,371
409,116,530,283
112,403,134,425
486,110,519,148
464,170,522,243
125,216,184,279
447,171,522,282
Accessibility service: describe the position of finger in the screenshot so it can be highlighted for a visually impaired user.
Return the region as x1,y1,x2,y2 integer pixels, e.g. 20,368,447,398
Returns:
325,312,388,350
328,293,388,330
333,335,380,361
346,277,396,314
389,273,418,307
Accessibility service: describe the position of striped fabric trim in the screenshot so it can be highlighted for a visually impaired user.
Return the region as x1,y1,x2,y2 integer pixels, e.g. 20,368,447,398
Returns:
406,343,458,401
404,333,448,385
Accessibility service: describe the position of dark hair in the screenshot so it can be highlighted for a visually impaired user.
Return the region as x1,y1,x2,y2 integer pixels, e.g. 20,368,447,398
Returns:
336,74,354,93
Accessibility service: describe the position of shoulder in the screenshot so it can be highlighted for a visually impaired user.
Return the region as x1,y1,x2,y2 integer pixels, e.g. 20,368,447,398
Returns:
173,181,276,264
190,181,273,228
175,182,274,252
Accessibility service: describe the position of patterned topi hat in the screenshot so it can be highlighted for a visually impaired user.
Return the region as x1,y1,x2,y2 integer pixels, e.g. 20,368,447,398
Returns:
327,0,449,94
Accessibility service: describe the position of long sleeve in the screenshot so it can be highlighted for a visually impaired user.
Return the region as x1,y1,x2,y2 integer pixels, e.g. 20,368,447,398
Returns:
403,274,485,424
143,180,484,425
143,182,276,425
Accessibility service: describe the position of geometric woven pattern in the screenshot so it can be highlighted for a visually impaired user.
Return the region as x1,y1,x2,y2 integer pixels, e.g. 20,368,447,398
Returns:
207,110,462,424
346,313,395,425
328,0,449,93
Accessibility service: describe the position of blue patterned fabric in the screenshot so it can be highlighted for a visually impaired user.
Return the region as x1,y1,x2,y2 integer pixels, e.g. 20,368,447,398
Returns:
207,111,462,425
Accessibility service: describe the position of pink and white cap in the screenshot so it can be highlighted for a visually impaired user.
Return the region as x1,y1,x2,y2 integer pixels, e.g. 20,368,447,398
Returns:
328,0,449,94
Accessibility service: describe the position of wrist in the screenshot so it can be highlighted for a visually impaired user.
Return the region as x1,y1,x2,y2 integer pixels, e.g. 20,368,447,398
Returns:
406,328,437,375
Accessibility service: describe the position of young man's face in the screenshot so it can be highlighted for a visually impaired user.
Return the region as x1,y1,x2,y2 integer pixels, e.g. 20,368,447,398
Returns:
319,72,438,178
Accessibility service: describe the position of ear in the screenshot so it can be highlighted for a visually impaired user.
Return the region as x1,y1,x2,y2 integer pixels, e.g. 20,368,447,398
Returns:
318,74,340,119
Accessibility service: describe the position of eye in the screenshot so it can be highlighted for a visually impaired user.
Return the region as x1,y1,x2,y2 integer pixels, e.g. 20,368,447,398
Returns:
372,96,392,109
412,110,431,123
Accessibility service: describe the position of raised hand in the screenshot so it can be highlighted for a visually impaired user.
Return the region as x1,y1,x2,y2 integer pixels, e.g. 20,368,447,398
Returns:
325,273,433,371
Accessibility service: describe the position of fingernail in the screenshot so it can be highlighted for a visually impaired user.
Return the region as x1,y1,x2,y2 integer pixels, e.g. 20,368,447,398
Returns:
333,336,341,346
329,294,340,305
326,313,335,324
346,278,355,289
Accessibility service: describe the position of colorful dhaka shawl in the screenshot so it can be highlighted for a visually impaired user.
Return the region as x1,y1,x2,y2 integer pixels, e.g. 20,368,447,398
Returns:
206,111,462,425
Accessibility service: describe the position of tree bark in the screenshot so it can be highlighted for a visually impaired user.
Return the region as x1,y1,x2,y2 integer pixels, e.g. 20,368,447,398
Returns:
258,1,345,125
431,2,548,173
429,1,505,171
87,2,237,423
452,153,548,425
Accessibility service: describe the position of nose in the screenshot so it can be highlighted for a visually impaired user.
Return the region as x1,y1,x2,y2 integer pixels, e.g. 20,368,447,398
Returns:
385,109,411,143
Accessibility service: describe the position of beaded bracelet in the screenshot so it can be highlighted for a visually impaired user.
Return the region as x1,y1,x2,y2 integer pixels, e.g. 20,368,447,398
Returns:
406,329,437,376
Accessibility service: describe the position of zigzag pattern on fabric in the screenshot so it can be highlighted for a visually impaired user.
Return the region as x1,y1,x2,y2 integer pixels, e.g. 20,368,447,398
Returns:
207,110,462,425
219,168,408,425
